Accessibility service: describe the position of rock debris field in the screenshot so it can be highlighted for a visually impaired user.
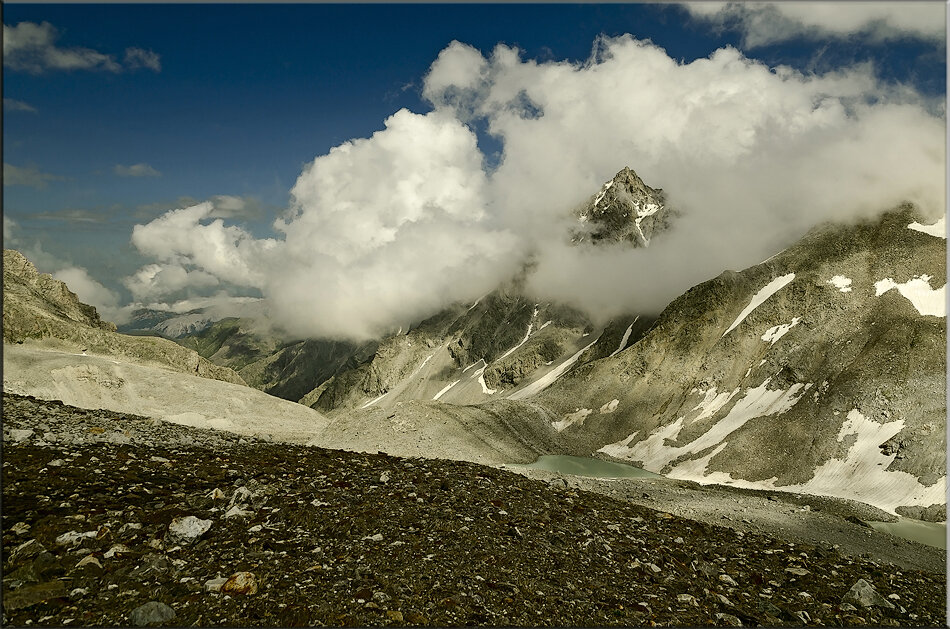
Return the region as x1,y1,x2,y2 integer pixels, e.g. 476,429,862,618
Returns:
2,394,946,626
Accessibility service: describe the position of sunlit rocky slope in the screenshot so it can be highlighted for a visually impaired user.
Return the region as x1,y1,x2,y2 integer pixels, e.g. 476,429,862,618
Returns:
3,250,243,386
536,206,946,519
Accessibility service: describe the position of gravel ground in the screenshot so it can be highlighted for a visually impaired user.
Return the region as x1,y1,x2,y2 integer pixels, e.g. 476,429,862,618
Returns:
507,469,946,575
2,393,946,627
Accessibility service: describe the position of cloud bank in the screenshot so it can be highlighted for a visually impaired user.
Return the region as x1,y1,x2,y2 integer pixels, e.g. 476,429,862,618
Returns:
3,163,66,189
683,2,945,48
114,163,162,178
3,98,37,113
3,21,161,74
126,35,945,340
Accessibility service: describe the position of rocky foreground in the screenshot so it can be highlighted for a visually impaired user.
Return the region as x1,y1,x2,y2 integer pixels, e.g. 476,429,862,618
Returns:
2,394,946,627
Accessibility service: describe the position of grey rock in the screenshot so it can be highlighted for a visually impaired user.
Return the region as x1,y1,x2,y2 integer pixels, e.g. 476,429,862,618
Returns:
719,573,738,587
842,578,895,609
129,601,176,626
715,612,742,626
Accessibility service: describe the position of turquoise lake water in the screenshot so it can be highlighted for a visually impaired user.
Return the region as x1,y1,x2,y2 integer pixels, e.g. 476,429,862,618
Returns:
868,519,947,550
507,455,662,479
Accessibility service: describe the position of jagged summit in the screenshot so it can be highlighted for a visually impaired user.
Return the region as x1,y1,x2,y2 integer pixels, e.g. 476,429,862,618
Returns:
575,167,672,246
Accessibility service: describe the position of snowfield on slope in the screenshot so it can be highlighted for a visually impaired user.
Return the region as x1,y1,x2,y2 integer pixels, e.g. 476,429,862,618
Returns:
599,378,811,471
874,275,946,317
659,409,946,516
721,274,796,338
907,216,946,239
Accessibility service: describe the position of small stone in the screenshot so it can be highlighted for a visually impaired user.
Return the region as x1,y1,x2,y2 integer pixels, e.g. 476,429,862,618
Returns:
55,530,96,547
842,579,895,609
785,567,810,576
208,488,225,501
69,588,89,600
104,544,130,559
150,456,170,463
364,533,384,542
11,522,31,535
167,516,211,545
674,537,684,544
715,612,742,626
8,429,34,443
840,603,857,612
719,574,738,587
221,571,258,595
677,593,698,606
204,577,228,592
129,601,176,626
11,538,46,562
224,505,251,519
386,610,404,622
380,471,391,483
76,555,103,569
48,459,65,467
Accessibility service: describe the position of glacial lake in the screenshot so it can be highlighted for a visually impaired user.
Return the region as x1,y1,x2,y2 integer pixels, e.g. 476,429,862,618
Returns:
867,519,947,550
506,455,662,479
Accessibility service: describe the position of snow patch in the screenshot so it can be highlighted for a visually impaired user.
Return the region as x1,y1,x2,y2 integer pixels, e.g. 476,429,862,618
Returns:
722,274,796,338
553,408,592,432
608,317,638,358
688,387,740,422
592,180,614,207
786,409,947,515
498,323,534,360
469,362,496,395
907,216,946,239
432,380,461,401
361,392,388,409
600,399,620,414
761,317,801,345
599,378,811,470
827,276,852,292
874,275,946,317
508,338,598,400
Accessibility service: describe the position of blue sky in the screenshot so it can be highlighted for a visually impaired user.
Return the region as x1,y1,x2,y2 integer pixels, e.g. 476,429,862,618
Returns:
3,3,946,336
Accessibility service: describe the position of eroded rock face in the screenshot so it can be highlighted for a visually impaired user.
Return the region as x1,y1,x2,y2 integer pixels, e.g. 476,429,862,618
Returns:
3,249,117,339
3,249,245,386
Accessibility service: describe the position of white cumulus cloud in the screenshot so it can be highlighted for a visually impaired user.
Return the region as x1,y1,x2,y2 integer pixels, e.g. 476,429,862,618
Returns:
683,2,946,48
52,266,131,325
126,34,945,339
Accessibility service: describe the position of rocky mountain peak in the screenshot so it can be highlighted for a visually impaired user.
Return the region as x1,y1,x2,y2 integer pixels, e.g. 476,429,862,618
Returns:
3,249,117,337
575,167,672,247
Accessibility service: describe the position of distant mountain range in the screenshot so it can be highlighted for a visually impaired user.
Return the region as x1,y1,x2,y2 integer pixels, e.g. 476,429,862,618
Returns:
3,167,944,520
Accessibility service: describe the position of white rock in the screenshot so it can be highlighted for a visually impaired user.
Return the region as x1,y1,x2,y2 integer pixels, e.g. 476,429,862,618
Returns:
55,530,97,547
167,516,212,545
